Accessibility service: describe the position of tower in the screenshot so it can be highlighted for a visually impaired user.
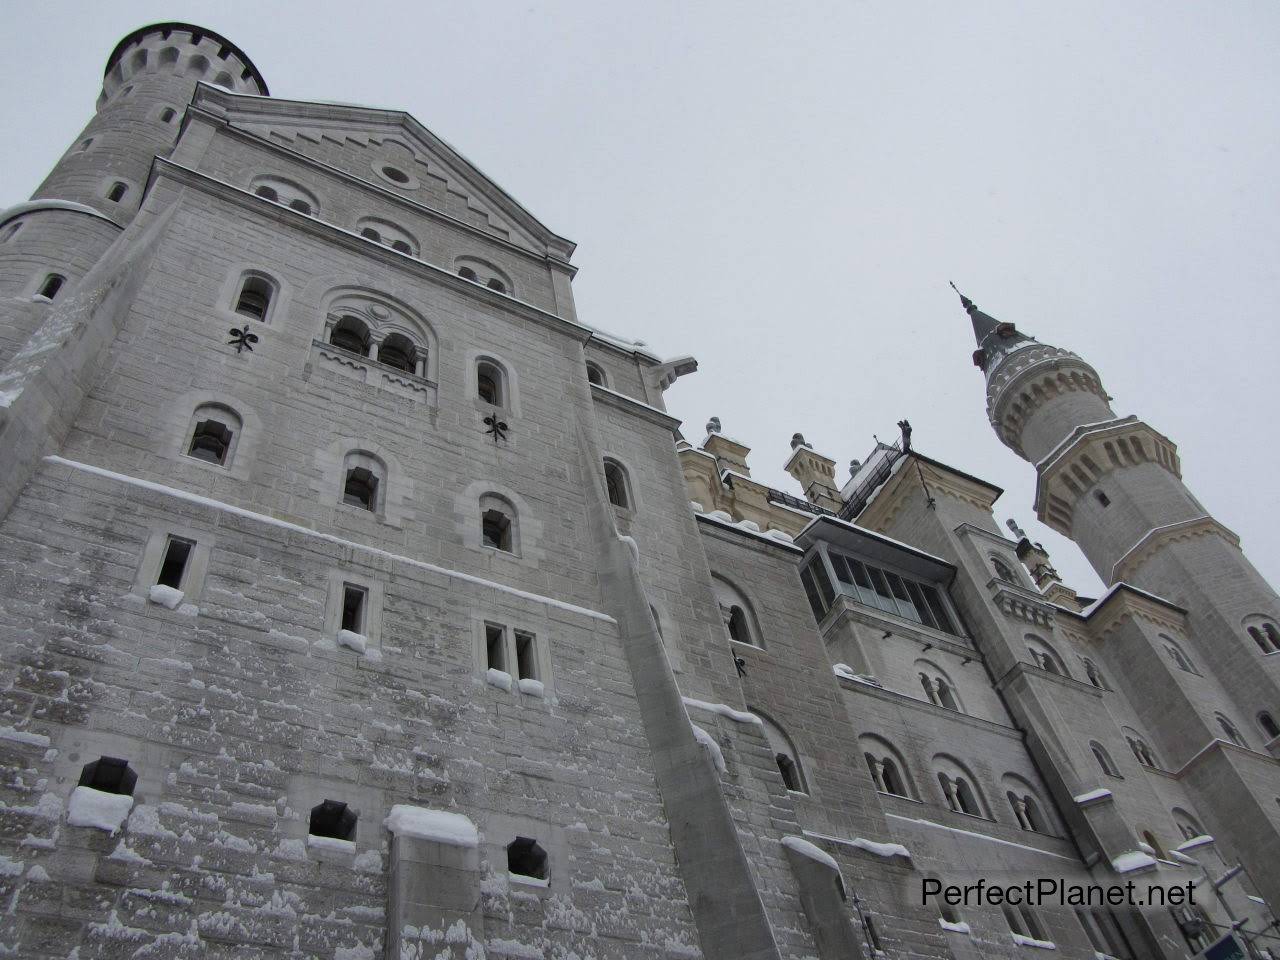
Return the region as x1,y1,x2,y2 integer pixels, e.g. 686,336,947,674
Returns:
962,286,1280,905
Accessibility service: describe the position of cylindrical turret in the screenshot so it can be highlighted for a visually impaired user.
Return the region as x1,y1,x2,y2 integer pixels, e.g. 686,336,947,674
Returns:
0,23,267,366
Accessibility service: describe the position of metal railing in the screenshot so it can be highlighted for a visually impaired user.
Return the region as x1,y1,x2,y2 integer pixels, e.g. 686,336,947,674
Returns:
838,441,904,521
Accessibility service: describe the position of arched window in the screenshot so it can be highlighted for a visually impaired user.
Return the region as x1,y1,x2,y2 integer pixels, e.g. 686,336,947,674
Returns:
360,226,381,243
480,494,517,553
0,220,22,243
159,107,177,123
1004,905,1049,942
341,452,384,512
1139,829,1168,860
1171,808,1205,842
233,272,276,322
458,266,478,281
1215,714,1247,748
1124,733,1157,769
935,756,986,817
356,218,418,257
603,458,630,509
487,278,505,292
455,258,514,296
37,273,65,300
250,176,319,217
1259,712,1280,742
159,47,180,67
916,660,963,713
330,315,371,356
186,404,242,466
1026,635,1069,677
754,711,807,794
186,55,210,78
212,71,234,90
991,557,1016,582
1090,741,1121,778
107,182,128,203
712,575,762,648
860,736,915,799
377,333,418,373
1082,657,1108,690
1244,618,1280,654
1161,636,1199,675
1006,790,1045,833
586,361,607,387
476,359,506,406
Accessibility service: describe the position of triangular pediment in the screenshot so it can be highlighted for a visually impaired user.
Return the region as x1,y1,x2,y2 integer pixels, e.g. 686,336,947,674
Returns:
195,86,574,259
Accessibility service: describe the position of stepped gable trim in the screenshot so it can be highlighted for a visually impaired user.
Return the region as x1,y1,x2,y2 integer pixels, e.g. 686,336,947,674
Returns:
195,85,572,257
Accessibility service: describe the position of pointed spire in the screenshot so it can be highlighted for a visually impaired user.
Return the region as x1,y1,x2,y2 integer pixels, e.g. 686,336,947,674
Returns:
949,282,1033,371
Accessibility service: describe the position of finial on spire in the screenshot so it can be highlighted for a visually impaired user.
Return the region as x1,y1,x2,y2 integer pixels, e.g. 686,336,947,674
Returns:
948,281,975,311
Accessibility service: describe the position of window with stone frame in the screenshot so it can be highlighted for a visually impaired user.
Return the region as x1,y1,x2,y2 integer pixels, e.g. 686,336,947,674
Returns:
480,494,518,553
185,403,242,466
341,452,385,512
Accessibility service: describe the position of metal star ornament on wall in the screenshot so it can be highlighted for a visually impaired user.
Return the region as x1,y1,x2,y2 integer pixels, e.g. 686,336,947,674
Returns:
484,414,509,443
227,325,259,354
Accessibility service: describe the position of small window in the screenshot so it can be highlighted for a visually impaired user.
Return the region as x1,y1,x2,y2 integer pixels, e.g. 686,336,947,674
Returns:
1260,712,1280,741
1095,490,1111,507
340,584,366,634
726,606,752,645
391,239,411,254
1,220,22,243
234,274,274,321
289,199,312,215
360,227,381,243
603,459,629,509
254,185,278,202
477,360,504,406
487,278,505,292
458,266,478,281
515,632,538,681
188,419,233,464
107,182,128,203
381,165,410,184
482,507,512,551
1216,714,1247,748
507,836,548,880
586,362,606,387
1142,830,1168,860
74,138,94,154
38,274,66,300
79,757,137,796
991,558,1016,582
309,799,357,841
159,107,176,123
156,536,194,590
862,915,883,953
1083,658,1107,689
1246,620,1280,654
330,315,371,356
776,754,802,792
879,758,906,797
343,467,379,510
1163,637,1198,675
485,623,506,671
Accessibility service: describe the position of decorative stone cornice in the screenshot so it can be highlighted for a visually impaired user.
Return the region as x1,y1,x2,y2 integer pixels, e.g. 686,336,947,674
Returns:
1110,516,1240,584
986,344,1108,454
1033,418,1182,536
990,582,1057,629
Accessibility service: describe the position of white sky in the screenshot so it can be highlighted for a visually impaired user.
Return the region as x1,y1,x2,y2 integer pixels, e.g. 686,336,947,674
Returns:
3,1,1278,596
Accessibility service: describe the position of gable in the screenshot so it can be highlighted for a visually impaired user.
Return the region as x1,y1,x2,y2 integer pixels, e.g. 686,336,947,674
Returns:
198,87,574,259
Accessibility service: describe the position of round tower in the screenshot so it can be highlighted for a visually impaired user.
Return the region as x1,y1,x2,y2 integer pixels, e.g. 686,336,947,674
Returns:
0,23,267,365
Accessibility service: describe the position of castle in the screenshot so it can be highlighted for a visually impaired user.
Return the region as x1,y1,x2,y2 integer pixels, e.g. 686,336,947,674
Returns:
0,21,1277,960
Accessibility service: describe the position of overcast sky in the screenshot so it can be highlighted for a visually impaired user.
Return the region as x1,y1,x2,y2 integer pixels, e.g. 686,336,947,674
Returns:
3,1,1278,595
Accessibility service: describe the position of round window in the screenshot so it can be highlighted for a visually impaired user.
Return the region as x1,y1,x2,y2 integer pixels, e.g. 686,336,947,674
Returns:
381,165,409,184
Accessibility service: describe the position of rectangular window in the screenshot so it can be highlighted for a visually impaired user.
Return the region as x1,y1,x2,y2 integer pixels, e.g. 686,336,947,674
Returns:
156,536,194,589
866,566,898,614
885,572,919,621
341,584,366,633
904,580,938,629
826,551,961,637
515,631,538,680
921,585,956,635
485,623,506,671
800,566,826,623
830,553,854,586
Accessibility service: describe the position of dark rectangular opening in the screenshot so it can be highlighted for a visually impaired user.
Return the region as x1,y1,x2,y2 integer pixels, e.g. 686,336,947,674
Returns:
156,537,194,589
486,623,506,671
515,632,537,680
341,584,366,633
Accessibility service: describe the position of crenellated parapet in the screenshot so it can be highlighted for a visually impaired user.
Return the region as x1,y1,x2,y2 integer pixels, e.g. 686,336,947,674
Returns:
986,343,1111,459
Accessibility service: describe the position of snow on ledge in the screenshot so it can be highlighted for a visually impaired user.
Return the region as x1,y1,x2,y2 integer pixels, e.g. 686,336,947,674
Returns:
509,872,550,888
1073,788,1113,805
148,584,185,609
833,664,882,687
781,835,839,872
384,805,478,847
307,834,356,860
690,723,725,773
1011,932,1057,949
682,697,762,726
939,919,971,935
336,629,367,654
486,668,513,692
67,786,134,833
517,678,544,697
850,837,912,861
1174,834,1214,851
1111,850,1157,873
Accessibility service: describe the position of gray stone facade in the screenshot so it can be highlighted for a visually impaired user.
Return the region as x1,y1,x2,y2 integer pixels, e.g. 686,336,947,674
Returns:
0,21,1277,960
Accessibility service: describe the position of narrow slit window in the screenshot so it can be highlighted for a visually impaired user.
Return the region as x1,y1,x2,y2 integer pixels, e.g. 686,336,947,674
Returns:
341,584,366,634
156,537,194,589
107,182,128,203
38,274,66,300
1095,489,1111,507
485,623,506,671
515,631,538,681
